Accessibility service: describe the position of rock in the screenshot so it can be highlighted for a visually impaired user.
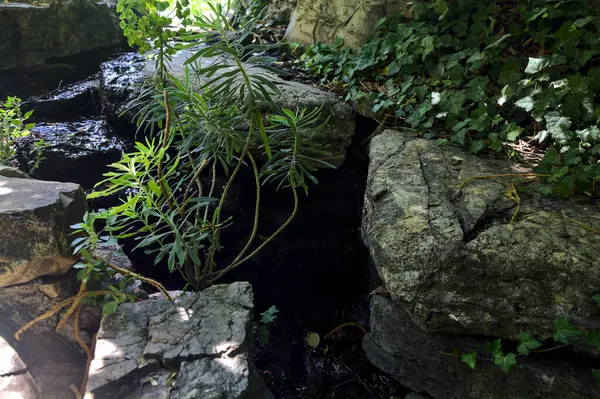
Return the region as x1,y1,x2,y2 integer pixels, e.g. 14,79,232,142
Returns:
266,0,296,23
24,76,101,121
362,129,600,340
92,240,147,300
16,119,131,188
0,336,38,399
0,166,29,178
285,0,413,50
0,273,89,399
0,0,123,71
0,175,85,287
100,50,355,167
405,393,432,399
86,282,273,399
364,295,600,399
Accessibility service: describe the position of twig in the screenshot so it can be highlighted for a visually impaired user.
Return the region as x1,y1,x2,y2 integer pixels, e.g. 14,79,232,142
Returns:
324,322,367,339
457,173,551,190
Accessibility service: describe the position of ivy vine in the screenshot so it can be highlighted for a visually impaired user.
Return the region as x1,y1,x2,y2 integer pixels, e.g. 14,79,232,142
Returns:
295,0,600,197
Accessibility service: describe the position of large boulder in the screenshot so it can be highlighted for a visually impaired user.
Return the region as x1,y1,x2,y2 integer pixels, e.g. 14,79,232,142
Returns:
100,50,355,167
362,129,600,340
86,282,273,399
0,172,86,287
0,0,123,71
284,0,413,50
364,295,600,399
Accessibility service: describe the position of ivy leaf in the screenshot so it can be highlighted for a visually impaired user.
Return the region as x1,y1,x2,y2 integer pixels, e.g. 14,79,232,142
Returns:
544,112,573,144
593,369,600,385
515,96,534,112
493,353,517,374
102,301,119,315
470,139,486,154
517,332,543,355
586,330,600,350
465,77,489,102
421,36,435,58
499,59,522,86
553,317,583,344
576,126,600,142
593,296,600,305
525,57,549,74
485,339,502,356
504,123,524,141
461,350,477,369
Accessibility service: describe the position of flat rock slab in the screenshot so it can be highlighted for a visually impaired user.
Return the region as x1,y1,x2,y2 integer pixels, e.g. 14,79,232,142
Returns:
362,129,600,339
87,282,273,399
364,295,600,399
0,174,85,287
100,50,355,167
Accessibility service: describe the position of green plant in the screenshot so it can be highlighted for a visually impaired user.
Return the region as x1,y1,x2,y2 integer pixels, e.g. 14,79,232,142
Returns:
447,311,600,383
28,138,48,173
296,0,600,197
117,0,192,84
259,305,279,344
87,1,332,290
0,97,34,166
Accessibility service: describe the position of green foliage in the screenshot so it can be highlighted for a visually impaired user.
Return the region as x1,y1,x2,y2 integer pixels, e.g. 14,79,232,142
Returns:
461,350,477,369
86,2,331,291
0,97,34,166
117,0,191,82
296,0,600,197
451,312,600,381
259,305,279,344
70,212,137,313
28,138,49,173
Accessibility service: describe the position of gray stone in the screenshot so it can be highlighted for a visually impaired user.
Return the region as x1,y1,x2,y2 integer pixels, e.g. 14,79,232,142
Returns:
362,129,600,340
364,295,600,399
0,175,85,287
0,0,123,71
285,0,413,50
0,166,29,178
100,50,355,167
86,282,273,399
0,274,90,399
0,336,38,399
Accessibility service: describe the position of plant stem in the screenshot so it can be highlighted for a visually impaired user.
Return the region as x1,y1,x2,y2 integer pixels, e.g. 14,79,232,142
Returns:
205,183,299,286
206,125,253,272
229,152,260,265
